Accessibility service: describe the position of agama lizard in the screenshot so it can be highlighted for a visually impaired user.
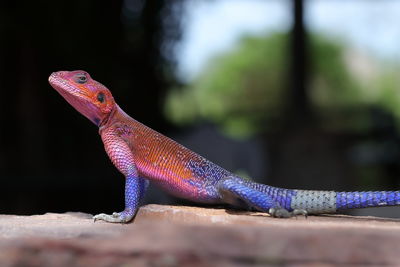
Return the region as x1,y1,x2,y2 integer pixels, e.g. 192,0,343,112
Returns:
49,70,400,223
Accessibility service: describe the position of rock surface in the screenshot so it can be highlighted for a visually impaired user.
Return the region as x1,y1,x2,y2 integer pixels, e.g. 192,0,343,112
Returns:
1,204,400,266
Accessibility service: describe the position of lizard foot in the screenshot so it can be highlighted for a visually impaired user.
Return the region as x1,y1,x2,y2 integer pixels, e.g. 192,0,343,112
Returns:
292,209,308,218
93,211,133,223
269,208,308,218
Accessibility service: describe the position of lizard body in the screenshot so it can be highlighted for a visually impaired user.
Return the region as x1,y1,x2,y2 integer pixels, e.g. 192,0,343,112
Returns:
49,70,400,223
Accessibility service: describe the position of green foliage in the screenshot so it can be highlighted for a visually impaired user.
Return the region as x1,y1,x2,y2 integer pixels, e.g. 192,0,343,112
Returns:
309,35,363,110
376,67,400,119
166,32,290,137
166,31,399,137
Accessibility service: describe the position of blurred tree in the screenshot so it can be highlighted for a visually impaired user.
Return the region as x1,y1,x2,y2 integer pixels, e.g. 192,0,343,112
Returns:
165,32,367,137
166,33,288,137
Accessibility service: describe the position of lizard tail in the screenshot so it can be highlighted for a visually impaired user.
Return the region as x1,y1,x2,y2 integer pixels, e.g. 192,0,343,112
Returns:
290,190,400,214
335,191,400,211
218,177,400,215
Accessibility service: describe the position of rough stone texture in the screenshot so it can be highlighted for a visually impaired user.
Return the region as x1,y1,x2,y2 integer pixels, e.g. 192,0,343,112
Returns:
1,205,400,266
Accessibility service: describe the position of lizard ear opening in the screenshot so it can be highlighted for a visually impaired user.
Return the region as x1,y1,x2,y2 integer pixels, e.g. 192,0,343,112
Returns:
97,92,105,103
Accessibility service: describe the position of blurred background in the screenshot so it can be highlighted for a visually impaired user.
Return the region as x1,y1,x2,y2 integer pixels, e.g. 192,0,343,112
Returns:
1,0,400,218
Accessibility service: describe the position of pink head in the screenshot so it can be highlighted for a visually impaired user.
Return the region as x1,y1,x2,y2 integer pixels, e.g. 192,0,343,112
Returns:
49,70,115,126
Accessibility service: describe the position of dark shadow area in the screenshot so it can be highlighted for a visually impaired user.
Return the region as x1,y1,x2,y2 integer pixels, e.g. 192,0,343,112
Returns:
0,0,184,215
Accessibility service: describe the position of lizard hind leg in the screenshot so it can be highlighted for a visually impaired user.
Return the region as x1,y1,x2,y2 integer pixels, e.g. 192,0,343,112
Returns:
217,176,280,214
217,176,307,218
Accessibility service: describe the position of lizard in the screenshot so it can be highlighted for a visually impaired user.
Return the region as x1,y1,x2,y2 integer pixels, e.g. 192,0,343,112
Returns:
49,70,400,223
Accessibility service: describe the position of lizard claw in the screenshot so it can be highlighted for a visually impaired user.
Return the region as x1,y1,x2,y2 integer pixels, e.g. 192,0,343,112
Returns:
292,209,308,218
269,208,291,218
268,208,308,218
93,211,133,223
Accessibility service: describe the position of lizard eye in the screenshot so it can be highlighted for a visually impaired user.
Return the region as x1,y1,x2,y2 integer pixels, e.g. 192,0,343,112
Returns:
97,92,105,103
75,74,87,84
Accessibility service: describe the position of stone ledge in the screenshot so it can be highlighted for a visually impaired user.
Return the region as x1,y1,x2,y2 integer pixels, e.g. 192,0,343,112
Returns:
1,204,400,266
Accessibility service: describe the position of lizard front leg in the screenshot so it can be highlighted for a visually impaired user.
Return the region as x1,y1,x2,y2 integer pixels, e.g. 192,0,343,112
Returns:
94,127,148,223
94,175,148,223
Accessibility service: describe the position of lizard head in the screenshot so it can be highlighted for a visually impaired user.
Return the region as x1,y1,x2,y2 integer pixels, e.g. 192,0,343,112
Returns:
49,70,115,126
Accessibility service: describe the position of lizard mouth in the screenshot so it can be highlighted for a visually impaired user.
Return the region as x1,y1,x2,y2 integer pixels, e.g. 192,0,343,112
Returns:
49,72,102,125
49,72,90,99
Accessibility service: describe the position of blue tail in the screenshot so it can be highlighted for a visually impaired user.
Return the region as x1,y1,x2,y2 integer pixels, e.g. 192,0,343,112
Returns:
336,191,400,210
217,176,400,215
289,190,400,214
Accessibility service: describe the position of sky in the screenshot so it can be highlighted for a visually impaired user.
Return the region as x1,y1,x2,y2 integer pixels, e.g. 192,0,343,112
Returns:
176,0,400,82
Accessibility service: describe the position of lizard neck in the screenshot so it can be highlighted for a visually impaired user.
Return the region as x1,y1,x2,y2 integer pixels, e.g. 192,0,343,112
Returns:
98,103,121,130
98,103,136,131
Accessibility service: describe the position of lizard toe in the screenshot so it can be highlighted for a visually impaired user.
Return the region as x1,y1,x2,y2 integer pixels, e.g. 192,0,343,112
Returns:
292,209,308,218
268,208,308,218
269,208,292,218
93,212,132,223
